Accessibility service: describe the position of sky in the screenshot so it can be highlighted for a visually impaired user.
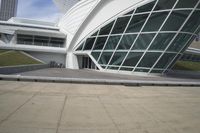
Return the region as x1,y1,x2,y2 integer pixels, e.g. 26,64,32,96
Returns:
17,0,63,22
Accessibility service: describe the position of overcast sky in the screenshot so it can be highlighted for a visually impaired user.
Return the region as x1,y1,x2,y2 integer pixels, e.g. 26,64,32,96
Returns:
17,0,63,22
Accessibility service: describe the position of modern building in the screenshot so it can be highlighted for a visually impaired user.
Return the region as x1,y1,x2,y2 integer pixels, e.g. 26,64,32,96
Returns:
0,0,200,75
53,0,81,13
0,0,18,21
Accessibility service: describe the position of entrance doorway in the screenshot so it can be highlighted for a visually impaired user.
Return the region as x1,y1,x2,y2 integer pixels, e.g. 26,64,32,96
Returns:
82,56,96,69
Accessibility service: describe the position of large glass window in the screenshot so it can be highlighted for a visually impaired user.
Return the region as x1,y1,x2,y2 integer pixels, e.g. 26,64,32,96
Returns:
135,1,155,13
76,43,84,51
91,52,101,60
83,38,95,50
93,37,108,50
138,52,161,68
154,53,176,69
167,33,192,52
182,11,200,33
132,33,155,50
143,12,169,32
98,52,112,65
154,0,176,11
99,21,114,35
175,0,199,8
149,33,175,50
109,52,126,66
111,16,131,34
104,35,121,50
122,52,143,67
161,10,190,31
117,34,136,50
126,14,149,33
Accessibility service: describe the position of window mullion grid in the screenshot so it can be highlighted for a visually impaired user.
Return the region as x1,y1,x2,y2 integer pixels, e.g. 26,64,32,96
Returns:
162,23,200,74
133,0,179,73
97,19,117,63
118,0,159,72
80,39,87,51
148,0,200,74
104,8,137,70
90,30,100,52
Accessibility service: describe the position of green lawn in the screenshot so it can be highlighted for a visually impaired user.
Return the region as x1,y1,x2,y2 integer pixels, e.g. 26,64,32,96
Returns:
173,61,200,71
0,50,42,67
0,49,7,54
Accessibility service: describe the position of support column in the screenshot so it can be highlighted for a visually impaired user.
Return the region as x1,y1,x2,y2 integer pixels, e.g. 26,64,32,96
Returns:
65,52,79,69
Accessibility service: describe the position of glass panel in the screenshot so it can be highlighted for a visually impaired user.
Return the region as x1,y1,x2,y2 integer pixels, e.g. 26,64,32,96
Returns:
126,14,149,33
98,52,112,65
112,16,131,34
99,21,114,35
107,66,119,70
154,53,176,69
122,52,143,67
124,10,134,15
149,33,175,50
175,0,198,8
143,11,169,32
109,52,126,66
138,52,161,67
168,54,182,69
91,52,101,61
181,36,196,53
76,43,84,51
91,31,98,36
182,11,200,33
93,37,108,50
120,67,133,71
154,0,176,11
132,33,155,50
161,10,190,31
135,68,150,72
83,38,95,50
104,35,121,50
167,33,192,52
117,34,136,50
198,3,200,8
135,1,155,13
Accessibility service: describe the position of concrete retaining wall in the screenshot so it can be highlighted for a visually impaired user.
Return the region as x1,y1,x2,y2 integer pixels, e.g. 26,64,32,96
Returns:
0,64,49,74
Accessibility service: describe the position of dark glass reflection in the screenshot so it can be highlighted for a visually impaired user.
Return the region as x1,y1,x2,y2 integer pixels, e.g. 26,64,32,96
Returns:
175,0,199,8
122,52,143,66
104,36,121,50
83,38,95,50
135,1,155,13
91,31,98,36
109,52,126,66
135,68,150,72
126,14,149,33
167,33,192,52
143,11,169,32
117,34,136,50
91,52,101,60
138,52,161,67
154,0,176,11
112,16,131,34
154,53,176,69
99,21,114,35
93,37,108,50
120,67,133,71
98,52,112,64
107,66,119,70
132,33,155,50
124,10,134,15
76,43,84,51
149,33,175,50
161,10,190,31
182,11,200,33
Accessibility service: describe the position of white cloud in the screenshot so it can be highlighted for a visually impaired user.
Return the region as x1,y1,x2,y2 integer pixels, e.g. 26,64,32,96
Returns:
17,0,63,22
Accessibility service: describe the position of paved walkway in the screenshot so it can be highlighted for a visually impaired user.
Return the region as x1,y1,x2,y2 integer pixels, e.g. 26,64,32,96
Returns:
0,80,200,133
18,68,200,82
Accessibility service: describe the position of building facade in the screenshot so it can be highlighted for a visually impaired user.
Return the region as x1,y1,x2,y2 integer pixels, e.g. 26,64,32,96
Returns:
0,0,18,21
0,0,200,75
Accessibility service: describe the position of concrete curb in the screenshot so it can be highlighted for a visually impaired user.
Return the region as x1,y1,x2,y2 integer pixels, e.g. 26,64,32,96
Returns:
0,74,199,87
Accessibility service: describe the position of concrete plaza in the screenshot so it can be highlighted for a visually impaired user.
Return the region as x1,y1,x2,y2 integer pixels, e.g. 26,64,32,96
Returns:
0,80,200,133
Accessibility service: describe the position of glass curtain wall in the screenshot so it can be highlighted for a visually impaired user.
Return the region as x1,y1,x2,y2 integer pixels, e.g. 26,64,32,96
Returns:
75,0,200,74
